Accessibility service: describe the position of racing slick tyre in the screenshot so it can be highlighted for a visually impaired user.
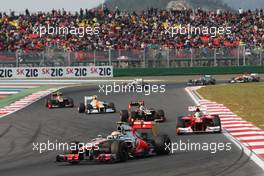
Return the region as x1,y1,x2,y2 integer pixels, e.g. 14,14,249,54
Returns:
211,79,216,85
157,109,166,122
176,116,185,135
108,102,116,112
78,103,85,113
111,141,128,162
154,134,171,155
212,115,222,133
120,110,129,122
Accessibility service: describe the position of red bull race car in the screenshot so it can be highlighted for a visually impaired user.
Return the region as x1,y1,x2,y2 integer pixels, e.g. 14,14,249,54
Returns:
120,100,166,123
176,106,221,135
45,92,74,109
78,95,116,114
56,122,171,164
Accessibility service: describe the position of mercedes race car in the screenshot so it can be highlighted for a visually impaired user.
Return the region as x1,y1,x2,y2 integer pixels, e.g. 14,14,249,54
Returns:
228,73,260,83
56,122,171,164
176,106,221,135
124,78,150,90
78,95,116,114
120,100,166,123
187,75,216,86
45,92,74,109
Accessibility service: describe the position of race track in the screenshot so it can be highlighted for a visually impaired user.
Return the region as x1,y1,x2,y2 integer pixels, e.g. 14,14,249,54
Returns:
0,83,263,176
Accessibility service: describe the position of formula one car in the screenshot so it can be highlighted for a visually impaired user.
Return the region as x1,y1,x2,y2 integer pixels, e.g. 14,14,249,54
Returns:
78,95,116,114
120,101,166,123
228,73,260,83
176,106,221,135
56,122,171,164
124,78,150,90
187,75,216,86
45,92,74,109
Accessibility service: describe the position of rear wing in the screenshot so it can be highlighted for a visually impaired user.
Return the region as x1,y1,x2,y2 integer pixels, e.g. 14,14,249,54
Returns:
132,121,154,129
132,121,159,137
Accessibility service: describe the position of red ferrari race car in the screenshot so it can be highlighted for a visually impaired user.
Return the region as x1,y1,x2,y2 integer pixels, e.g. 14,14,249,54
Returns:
56,122,171,164
45,92,74,109
120,100,166,123
176,106,221,135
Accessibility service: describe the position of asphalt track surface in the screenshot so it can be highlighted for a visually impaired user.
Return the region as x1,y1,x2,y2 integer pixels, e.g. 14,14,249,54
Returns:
0,83,263,176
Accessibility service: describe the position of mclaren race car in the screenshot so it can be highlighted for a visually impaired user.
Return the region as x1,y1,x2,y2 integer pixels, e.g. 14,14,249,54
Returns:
176,106,221,135
78,95,116,114
187,75,216,86
56,122,171,164
45,92,74,109
120,100,166,123
228,73,260,83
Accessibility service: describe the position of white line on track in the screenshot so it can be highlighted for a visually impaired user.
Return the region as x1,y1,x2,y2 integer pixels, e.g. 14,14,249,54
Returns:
186,86,264,170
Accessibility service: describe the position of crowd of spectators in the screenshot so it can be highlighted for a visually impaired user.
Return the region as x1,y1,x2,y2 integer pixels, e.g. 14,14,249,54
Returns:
0,7,263,52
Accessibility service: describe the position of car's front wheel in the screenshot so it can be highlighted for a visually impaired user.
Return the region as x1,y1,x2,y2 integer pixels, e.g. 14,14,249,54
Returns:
78,103,85,113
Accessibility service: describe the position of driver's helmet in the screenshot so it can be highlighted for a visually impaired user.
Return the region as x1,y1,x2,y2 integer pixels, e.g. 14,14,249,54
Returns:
139,100,144,106
92,95,97,100
111,131,121,139
196,107,201,112
194,112,201,118
57,92,63,96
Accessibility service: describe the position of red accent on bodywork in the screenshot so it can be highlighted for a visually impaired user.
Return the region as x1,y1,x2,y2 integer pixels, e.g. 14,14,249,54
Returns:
134,138,149,154
65,154,79,161
132,121,154,129
96,154,113,161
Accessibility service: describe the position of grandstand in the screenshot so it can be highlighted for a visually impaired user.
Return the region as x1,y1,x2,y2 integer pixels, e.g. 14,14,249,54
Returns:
0,7,263,67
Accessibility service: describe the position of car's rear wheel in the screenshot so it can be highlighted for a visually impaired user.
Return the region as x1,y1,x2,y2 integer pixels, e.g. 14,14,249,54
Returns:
212,115,221,133
154,134,171,155
120,110,129,122
111,141,128,162
78,103,85,113
156,109,166,122
108,102,116,112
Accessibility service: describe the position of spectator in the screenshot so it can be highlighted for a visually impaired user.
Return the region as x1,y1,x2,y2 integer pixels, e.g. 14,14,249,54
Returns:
0,8,263,52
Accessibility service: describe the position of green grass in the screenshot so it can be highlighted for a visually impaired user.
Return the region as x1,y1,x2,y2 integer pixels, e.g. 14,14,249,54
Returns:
0,86,57,108
197,83,264,129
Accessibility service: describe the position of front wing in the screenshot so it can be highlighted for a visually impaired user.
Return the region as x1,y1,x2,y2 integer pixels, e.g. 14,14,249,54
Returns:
176,126,221,134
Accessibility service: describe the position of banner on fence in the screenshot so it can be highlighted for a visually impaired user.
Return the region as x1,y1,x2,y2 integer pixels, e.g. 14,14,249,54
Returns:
0,66,113,78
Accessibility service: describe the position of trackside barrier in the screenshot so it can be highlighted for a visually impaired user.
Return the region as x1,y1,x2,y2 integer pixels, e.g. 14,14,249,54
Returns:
0,66,113,79
114,66,264,77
